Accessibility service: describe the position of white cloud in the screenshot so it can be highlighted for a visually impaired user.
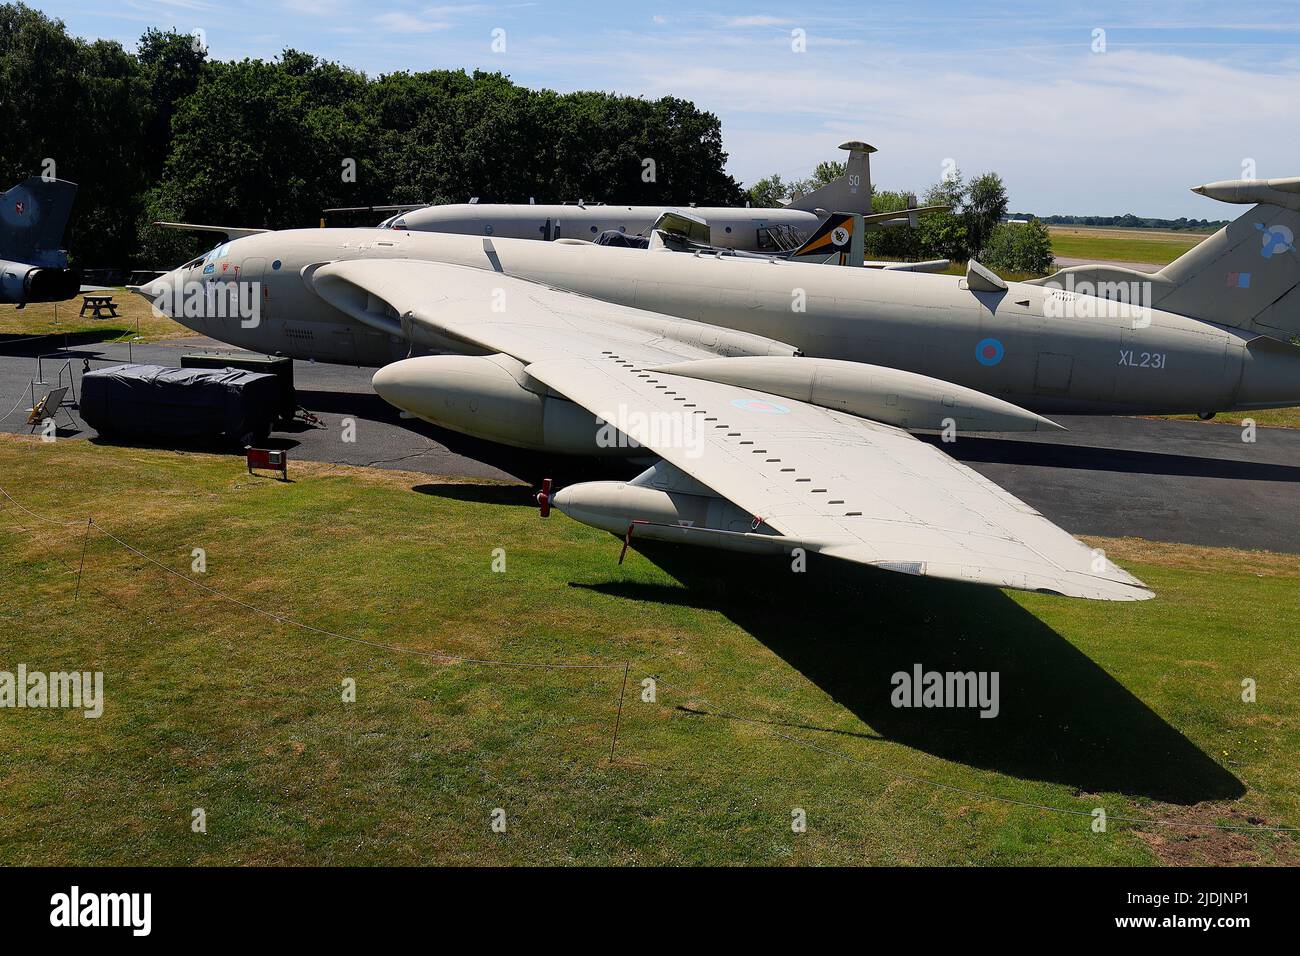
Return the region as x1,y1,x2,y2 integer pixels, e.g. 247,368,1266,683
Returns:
620,46,1300,217
724,15,790,28
374,12,451,33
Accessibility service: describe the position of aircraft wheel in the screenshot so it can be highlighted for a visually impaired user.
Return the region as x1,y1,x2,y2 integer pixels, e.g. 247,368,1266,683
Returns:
1196,411,1217,420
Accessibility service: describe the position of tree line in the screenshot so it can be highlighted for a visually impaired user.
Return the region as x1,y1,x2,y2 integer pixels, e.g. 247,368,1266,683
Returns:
1,1,1055,275
749,164,1054,274
1019,213,1227,232
0,3,743,268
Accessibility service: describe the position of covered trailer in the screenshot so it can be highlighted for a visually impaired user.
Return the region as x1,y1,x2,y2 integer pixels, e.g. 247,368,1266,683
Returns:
180,351,296,421
80,364,279,447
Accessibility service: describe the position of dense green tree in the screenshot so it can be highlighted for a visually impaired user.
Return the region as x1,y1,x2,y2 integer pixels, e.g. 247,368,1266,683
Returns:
964,171,1009,258
1,3,744,267
980,218,1054,274
861,189,923,262
746,174,789,208
156,51,372,233
0,4,148,264
915,172,969,262
0,2,81,186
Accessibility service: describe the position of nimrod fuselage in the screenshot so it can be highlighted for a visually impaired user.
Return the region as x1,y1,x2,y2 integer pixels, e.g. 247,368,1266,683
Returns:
149,227,1300,417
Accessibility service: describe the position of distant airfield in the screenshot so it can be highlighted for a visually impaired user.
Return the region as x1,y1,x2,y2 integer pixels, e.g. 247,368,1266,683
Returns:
1046,225,1205,268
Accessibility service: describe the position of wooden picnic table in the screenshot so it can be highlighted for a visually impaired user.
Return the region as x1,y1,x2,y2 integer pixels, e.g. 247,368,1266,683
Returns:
80,294,118,319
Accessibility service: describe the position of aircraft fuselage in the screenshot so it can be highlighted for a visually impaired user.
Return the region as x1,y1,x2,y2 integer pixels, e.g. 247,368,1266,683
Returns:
149,227,1300,417
385,202,821,251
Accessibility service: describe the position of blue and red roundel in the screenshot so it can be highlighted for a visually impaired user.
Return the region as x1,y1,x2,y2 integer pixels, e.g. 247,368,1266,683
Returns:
975,337,1005,366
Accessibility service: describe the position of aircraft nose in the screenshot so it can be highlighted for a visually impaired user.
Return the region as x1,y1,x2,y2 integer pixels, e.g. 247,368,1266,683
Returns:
127,269,180,315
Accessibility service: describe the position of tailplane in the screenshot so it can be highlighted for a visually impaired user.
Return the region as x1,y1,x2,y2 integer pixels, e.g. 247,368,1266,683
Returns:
1029,177,1300,343
1150,178,1300,341
785,141,875,216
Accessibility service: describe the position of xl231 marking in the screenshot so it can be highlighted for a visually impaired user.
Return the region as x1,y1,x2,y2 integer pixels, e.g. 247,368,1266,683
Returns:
1119,349,1166,369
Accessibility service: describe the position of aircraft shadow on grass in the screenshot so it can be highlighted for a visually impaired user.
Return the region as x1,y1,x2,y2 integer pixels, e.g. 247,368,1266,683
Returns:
575,543,1246,806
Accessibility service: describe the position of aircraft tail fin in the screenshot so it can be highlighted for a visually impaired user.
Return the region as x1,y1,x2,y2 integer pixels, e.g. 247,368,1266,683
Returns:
1148,178,1300,341
787,212,864,266
0,177,77,267
785,141,875,215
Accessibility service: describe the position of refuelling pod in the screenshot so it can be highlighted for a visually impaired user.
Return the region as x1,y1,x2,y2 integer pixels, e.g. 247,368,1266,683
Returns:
372,352,628,454
550,461,795,557
649,356,1063,432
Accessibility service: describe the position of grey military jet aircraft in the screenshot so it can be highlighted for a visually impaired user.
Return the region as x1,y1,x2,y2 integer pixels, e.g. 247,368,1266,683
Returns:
0,177,80,306
135,175,1300,602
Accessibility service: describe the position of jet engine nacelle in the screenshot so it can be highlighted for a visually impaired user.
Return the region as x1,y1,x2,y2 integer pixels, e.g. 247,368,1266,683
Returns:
0,260,80,304
371,352,625,454
648,356,1062,432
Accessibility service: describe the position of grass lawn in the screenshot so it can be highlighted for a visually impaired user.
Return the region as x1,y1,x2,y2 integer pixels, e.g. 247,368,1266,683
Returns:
1160,408,1300,429
0,437,1297,866
1048,226,1206,266
0,289,195,343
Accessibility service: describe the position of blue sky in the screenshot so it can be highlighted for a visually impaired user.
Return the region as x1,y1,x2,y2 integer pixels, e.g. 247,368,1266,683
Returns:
35,1,1300,217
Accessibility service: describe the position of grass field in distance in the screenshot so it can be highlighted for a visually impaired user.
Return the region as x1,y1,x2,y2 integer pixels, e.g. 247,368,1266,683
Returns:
1047,225,1207,266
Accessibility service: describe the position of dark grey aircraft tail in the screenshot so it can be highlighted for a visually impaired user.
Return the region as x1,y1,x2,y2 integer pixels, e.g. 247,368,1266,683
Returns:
785,142,875,216
0,177,80,304
1,177,77,265
1151,178,1300,342
1031,177,1300,344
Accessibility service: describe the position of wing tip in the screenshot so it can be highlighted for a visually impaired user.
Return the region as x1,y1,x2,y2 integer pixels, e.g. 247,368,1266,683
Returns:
833,550,1156,602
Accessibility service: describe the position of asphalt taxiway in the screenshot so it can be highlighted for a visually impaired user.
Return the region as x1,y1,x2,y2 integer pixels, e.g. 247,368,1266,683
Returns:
3,331,1297,554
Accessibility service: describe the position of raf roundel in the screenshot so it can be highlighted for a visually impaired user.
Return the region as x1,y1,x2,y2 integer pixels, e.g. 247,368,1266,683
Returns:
730,397,791,415
975,337,1005,366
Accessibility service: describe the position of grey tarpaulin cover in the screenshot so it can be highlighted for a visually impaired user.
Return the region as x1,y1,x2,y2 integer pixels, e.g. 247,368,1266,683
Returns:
593,229,649,248
80,364,279,442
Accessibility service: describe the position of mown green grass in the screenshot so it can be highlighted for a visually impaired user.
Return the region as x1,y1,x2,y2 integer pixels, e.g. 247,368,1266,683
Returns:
1159,408,1300,429
1047,227,1204,266
0,436,1296,865
0,289,193,343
